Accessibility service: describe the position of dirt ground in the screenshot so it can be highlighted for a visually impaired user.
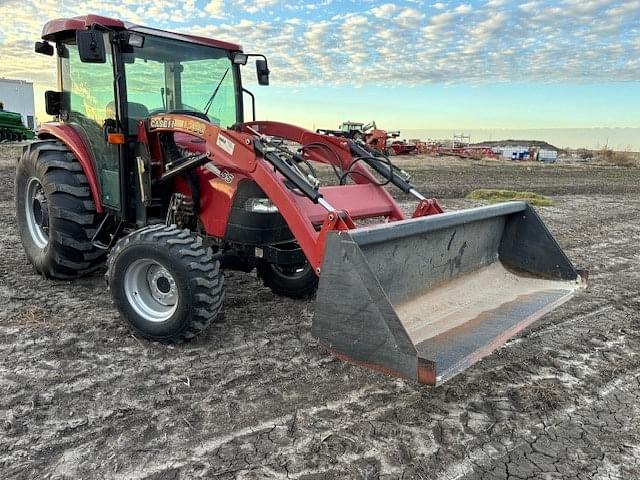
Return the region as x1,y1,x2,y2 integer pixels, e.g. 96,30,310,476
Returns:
1,144,640,479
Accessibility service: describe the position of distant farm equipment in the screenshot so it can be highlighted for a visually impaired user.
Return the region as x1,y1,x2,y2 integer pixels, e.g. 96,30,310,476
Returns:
317,121,416,155
388,140,417,155
408,139,497,159
0,110,35,142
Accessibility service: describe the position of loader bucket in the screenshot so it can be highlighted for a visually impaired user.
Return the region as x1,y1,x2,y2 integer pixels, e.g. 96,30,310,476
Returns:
313,201,585,385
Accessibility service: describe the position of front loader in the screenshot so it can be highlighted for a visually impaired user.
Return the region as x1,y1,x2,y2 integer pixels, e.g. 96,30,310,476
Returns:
15,15,585,385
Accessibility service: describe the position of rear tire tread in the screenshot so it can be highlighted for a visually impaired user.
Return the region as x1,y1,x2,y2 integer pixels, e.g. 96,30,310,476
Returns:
15,140,105,278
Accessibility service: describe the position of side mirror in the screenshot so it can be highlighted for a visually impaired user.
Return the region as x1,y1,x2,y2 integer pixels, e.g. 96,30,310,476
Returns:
76,29,106,63
35,41,54,56
256,59,270,86
44,91,62,116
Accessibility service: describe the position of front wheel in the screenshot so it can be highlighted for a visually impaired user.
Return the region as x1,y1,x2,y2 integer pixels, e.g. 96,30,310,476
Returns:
257,261,318,299
106,225,224,342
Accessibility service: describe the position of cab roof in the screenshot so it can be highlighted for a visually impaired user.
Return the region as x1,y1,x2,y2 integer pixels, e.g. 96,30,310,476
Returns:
42,15,242,52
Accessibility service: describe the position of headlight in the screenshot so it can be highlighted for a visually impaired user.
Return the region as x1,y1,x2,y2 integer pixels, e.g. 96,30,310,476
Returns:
245,198,279,214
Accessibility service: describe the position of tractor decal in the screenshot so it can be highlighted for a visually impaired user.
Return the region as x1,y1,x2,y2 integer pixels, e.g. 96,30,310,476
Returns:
216,133,235,155
149,116,207,135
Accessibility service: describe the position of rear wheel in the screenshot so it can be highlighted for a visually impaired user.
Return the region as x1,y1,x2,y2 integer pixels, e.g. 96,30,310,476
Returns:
15,140,105,278
257,261,318,299
106,225,224,342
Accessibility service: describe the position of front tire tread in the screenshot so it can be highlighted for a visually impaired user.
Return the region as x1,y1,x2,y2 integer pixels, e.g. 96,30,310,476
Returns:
106,225,225,343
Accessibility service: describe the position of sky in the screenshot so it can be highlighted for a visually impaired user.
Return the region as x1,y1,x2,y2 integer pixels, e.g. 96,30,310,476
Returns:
0,0,639,149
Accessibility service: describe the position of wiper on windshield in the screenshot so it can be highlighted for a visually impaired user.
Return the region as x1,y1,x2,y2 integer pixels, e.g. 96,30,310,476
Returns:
203,67,230,116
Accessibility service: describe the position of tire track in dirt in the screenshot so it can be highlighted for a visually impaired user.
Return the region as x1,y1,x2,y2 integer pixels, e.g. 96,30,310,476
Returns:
3,146,640,479
453,369,640,480
111,295,640,479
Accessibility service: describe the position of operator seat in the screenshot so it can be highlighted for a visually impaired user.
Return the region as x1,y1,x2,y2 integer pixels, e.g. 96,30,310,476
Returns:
105,101,150,134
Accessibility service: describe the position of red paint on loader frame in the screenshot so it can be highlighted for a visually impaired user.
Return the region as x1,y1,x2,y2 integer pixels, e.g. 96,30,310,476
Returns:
139,114,442,274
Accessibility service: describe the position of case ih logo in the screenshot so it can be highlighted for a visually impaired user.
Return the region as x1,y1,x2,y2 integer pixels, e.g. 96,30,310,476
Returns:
149,117,174,129
149,116,206,136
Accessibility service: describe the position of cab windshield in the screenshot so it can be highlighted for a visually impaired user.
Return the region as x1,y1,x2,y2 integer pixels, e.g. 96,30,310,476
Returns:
123,34,239,133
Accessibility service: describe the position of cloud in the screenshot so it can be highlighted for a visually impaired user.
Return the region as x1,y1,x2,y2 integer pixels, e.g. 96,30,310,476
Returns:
606,0,640,17
395,8,426,28
422,3,472,40
454,4,473,14
204,0,224,18
371,3,398,18
468,11,509,42
561,0,616,16
519,1,541,13
0,0,638,101
245,0,281,14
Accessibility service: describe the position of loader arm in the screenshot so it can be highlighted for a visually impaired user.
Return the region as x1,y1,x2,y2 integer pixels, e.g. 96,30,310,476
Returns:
143,115,415,269
242,121,397,188
242,121,436,216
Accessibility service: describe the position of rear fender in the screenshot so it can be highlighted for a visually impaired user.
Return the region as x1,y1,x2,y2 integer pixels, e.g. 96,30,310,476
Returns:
37,123,104,213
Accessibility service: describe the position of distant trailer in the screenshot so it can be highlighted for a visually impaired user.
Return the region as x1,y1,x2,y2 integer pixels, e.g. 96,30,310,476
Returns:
0,78,36,130
497,147,530,161
538,149,558,163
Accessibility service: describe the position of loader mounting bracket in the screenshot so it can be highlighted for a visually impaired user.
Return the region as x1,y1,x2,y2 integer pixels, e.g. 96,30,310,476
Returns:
315,210,355,273
412,199,444,218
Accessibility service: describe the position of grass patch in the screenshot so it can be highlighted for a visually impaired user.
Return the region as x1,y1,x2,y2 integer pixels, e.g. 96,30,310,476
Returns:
597,149,639,167
467,189,553,207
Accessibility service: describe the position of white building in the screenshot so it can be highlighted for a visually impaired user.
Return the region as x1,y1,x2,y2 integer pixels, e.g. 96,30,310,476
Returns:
0,78,36,129
494,146,531,161
492,145,558,163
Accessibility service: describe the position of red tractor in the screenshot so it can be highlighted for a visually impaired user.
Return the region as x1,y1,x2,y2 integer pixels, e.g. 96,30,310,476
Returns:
16,15,585,385
317,121,400,155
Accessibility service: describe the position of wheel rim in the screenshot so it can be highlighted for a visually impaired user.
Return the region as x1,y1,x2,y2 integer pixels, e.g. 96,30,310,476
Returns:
25,177,49,249
124,259,179,322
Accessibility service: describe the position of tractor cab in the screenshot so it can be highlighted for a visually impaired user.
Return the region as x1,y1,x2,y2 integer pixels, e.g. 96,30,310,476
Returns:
37,15,267,214
338,121,365,133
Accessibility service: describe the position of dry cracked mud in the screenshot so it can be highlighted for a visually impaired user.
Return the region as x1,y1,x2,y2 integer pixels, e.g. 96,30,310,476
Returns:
1,144,640,479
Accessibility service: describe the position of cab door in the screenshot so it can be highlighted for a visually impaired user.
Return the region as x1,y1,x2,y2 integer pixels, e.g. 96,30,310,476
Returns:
60,33,121,211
